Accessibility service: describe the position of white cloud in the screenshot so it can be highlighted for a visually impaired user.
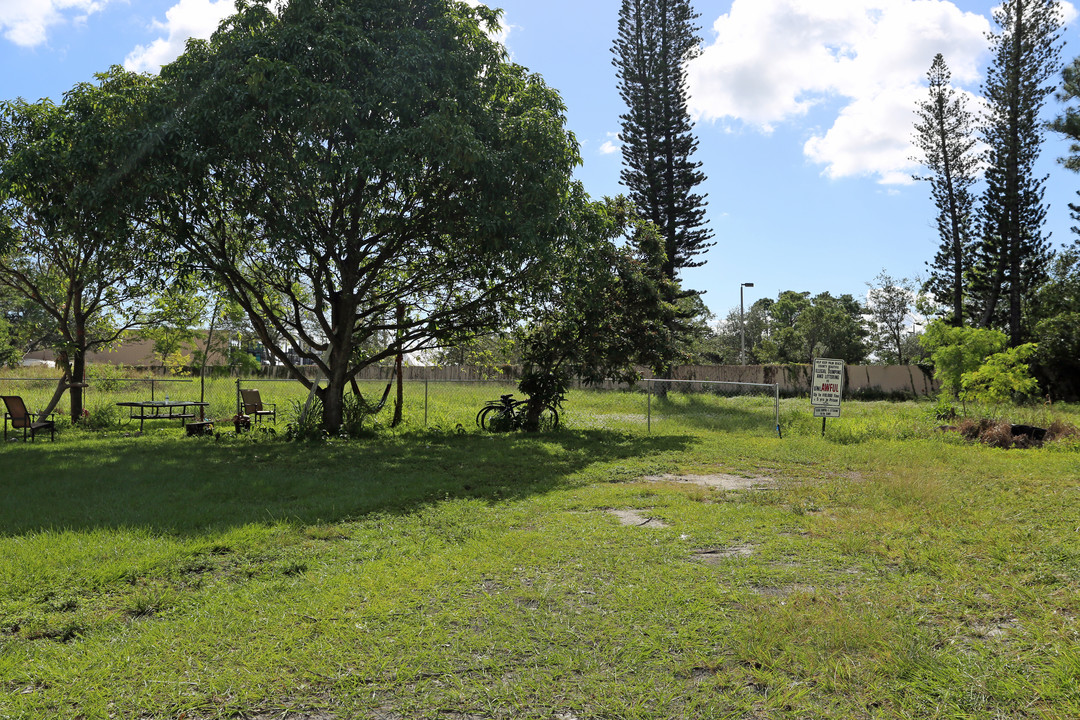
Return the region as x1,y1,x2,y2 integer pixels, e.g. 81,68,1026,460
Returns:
599,132,621,155
0,0,107,47
124,0,238,73
687,0,1008,184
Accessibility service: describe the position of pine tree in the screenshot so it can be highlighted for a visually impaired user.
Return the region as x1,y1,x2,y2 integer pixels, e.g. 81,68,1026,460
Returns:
612,0,713,288
1048,56,1080,173
973,0,1063,345
1048,56,1080,252
911,54,979,327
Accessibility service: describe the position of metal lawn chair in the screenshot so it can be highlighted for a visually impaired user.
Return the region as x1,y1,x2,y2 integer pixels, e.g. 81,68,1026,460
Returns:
239,388,276,425
2,395,56,442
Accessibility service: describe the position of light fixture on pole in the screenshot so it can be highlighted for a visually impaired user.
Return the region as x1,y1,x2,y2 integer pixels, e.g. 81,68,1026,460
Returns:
740,282,755,366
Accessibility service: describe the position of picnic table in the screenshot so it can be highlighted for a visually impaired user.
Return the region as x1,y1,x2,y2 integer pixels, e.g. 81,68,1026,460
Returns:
116,400,209,432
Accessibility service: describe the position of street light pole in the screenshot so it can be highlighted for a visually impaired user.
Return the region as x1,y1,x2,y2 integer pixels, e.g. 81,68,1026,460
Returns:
740,282,755,365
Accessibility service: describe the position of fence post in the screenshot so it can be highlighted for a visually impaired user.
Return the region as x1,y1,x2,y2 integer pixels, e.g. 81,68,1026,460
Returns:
774,383,781,438
647,382,651,435
150,378,155,401
424,378,429,427
236,378,241,417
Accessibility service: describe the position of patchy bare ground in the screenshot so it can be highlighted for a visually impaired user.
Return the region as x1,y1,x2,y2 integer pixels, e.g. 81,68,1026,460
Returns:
606,509,670,528
641,473,777,490
691,544,757,563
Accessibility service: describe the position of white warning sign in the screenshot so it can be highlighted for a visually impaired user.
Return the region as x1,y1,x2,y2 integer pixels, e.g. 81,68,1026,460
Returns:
811,357,844,412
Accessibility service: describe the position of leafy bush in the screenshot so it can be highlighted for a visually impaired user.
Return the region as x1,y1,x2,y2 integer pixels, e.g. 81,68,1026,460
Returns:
961,343,1040,404
915,321,1006,399
285,397,325,442
517,367,568,432
929,394,958,422
919,320,1007,397
84,402,119,430
339,393,378,438
1034,312,1080,400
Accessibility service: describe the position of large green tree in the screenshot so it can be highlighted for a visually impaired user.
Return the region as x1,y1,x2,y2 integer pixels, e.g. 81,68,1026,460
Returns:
866,270,919,365
514,192,678,426
0,67,164,420
972,0,1063,344
1030,249,1080,399
144,0,582,432
612,0,713,325
754,291,868,365
911,53,979,327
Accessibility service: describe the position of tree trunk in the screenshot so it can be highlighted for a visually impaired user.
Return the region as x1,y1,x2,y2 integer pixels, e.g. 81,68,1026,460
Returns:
391,302,404,428
70,347,86,423
39,376,70,422
199,298,221,414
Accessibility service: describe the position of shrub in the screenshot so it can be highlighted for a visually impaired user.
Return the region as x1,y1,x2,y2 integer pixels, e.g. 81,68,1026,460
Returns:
84,403,119,430
285,397,325,441
919,320,1007,397
960,343,1040,405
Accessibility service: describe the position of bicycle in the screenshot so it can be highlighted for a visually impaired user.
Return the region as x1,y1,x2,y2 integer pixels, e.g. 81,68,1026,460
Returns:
476,393,559,432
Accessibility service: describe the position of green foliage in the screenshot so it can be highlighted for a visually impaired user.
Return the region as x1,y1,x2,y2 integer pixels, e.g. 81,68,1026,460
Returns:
159,350,191,376
139,281,208,369
146,0,582,434
919,319,1008,397
339,392,381,439
515,195,678,415
928,394,959,422
961,343,1040,404
1026,250,1080,399
613,0,712,285
84,402,119,430
0,313,20,367
1049,55,1080,172
912,54,978,327
433,333,518,373
285,397,325,442
0,67,168,420
972,0,1062,341
1034,312,1080,399
518,366,570,413
753,290,868,364
711,297,772,364
865,270,918,364
85,362,136,392
228,349,261,374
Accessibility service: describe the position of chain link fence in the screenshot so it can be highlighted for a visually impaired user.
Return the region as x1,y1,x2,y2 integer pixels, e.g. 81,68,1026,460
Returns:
1,372,782,436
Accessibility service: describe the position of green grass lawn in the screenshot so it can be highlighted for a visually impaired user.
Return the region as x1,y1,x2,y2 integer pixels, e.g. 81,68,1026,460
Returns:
1,397,1078,719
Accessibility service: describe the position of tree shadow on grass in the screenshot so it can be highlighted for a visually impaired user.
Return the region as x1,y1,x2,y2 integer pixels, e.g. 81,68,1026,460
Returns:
651,393,781,435
0,429,694,535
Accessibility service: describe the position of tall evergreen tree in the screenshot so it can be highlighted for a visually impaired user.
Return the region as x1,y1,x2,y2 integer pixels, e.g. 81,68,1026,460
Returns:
973,0,1062,345
1048,55,1080,173
911,54,979,327
1048,55,1080,252
612,0,713,289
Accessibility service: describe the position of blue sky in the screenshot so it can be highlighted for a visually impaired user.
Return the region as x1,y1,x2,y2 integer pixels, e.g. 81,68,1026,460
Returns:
3,0,1080,321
